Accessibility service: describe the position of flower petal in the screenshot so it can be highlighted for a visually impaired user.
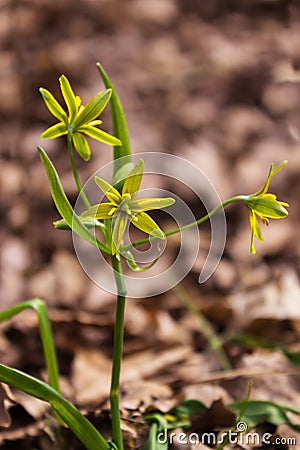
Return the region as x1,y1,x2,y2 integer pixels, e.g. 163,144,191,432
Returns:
247,195,288,219
94,176,122,202
248,209,263,255
132,211,165,239
39,88,67,122
111,213,128,254
130,197,175,212
253,161,288,196
122,159,144,196
72,133,91,161
41,122,67,139
73,89,112,129
59,75,78,122
81,203,115,219
79,125,121,146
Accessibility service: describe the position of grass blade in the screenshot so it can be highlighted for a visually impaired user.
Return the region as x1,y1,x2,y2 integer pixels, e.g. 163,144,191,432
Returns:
0,364,110,450
96,63,132,175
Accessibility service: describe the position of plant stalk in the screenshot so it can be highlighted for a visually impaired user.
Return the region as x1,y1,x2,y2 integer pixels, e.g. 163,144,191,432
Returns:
110,255,127,450
122,196,243,251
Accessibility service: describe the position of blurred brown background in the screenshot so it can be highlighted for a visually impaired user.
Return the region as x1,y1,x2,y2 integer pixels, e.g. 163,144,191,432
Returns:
0,1,300,448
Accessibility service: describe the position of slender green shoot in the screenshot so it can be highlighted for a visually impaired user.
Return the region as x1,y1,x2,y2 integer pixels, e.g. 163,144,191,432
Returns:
110,255,127,450
122,196,242,251
173,285,232,371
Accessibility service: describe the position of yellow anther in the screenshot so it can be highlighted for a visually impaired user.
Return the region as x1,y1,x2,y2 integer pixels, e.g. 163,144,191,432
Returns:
122,193,131,199
108,207,116,216
106,192,120,204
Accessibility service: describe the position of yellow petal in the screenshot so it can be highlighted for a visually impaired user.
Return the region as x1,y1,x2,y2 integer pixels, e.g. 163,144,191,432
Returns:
132,211,165,239
111,213,128,254
122,159,144,196
81,203,116,219
94,176,122,202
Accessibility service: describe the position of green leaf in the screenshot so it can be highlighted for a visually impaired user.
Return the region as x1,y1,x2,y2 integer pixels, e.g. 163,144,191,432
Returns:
229,400,300,432
59,75,78,122
231,333,300,365
79,124,121,146
54,216,106,232
112,162,134,191
282,349,300,365
0,364,110,450
97,63,132,175
144,422,169,450
0,299,60,393
72,132,91,161
38,147,110,254
39,88,66,123
170,399,207,418
73,89,112,129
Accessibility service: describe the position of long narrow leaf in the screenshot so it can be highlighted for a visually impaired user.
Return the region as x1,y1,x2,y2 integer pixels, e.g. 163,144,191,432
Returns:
38,147,110,254
0,364,110,450
230,400,300,432
0,298,63,425
0,298,60,393
96,63,132,175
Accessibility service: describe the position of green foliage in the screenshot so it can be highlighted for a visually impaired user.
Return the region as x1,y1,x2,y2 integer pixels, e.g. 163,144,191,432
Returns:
38,146,110,254
97,63,132,174
0,364,109,450
229,400,300,431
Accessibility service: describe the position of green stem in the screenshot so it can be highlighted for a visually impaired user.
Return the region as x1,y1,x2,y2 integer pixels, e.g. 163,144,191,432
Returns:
122,196,243,251
110,255,127,450
173,285,232,371
67,134,90,208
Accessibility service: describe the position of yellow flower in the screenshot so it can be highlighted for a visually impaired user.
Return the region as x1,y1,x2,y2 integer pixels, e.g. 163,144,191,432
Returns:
40,75,121,161
243,161,289,254
82,160,175,254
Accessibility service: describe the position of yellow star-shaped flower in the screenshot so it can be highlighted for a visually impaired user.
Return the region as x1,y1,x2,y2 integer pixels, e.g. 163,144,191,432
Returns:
82,160,175,254
40,75,121,161
243,161,289,254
